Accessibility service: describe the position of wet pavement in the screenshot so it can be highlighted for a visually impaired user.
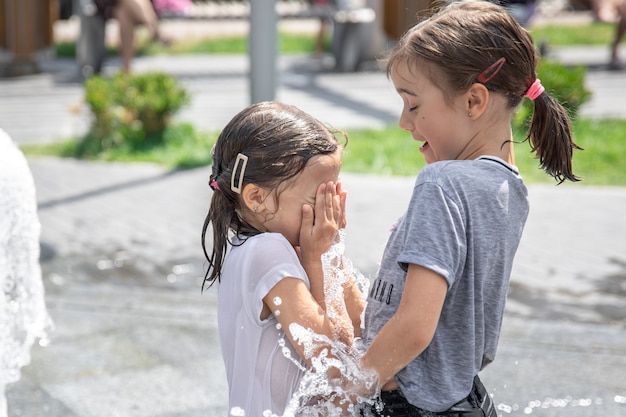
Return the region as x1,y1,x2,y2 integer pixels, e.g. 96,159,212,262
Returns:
3,15,626,417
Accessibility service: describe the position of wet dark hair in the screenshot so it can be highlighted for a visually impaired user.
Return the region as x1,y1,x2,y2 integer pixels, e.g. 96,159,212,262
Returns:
386,0,581,183
201,101,344,290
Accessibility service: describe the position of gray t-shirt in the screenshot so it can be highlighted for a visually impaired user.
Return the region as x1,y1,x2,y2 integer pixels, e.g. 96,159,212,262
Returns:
363,156,529,412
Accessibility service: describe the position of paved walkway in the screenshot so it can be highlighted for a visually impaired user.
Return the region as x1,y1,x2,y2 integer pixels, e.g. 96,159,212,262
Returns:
3,14,626,417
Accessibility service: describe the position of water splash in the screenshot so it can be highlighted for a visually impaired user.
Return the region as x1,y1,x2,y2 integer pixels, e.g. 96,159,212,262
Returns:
0,130,53,416
230,406,246,416
282,325,379,417
279,230,379,416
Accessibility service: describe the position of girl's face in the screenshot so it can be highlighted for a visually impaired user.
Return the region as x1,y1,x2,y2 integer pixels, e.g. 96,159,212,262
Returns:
262,148,342,247
390,61,472,164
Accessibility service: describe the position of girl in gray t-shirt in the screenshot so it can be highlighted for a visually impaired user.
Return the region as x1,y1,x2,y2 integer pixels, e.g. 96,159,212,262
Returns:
358,2,581,416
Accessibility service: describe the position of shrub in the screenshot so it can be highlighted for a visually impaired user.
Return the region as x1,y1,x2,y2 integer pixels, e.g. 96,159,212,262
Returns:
84,72,190,151
515,59,592,125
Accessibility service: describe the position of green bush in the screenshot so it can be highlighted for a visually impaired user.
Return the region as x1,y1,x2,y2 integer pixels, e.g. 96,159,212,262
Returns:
515,59,592,125
84,72,190,151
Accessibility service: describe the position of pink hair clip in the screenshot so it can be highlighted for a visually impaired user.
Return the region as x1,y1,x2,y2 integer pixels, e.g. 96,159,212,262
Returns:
209,180,220,191
525,79,545,101
477,57,506,84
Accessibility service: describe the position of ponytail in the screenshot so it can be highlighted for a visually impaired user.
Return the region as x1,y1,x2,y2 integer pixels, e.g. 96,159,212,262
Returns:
527,90,583,183
201,190,231,290
201,173,261,291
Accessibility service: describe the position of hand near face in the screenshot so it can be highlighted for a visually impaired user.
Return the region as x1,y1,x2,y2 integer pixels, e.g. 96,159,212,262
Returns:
336,179,347,230
298,181,343,265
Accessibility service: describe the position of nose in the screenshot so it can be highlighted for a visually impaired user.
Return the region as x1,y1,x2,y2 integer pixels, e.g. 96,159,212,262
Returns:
398,110,413,132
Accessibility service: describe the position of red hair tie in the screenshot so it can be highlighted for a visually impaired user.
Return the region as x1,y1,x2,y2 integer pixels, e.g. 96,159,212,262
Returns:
525,79,545,101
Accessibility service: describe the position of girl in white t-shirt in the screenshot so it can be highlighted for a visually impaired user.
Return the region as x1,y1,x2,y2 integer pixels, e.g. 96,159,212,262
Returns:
201,101,364,417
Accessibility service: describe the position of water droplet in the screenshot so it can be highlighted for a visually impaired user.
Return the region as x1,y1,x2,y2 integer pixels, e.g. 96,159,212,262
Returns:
48,273,65,286
230,406,246,416
173,263,194,275
96,259,114,270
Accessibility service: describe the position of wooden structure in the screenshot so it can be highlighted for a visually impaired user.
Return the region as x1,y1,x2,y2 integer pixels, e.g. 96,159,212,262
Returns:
0,0,59,76
382,0,434,40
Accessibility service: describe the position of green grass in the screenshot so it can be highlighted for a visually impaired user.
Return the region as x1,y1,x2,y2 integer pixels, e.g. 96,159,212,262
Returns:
22,118,626,186
143,32,325,55
53,21,612,59
530,21,615,46
21,123,218,169
55,32,327,58
342,119,626,186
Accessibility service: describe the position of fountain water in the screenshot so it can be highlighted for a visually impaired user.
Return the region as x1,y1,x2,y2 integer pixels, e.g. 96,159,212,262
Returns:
0,130,53,417
277,230,380,417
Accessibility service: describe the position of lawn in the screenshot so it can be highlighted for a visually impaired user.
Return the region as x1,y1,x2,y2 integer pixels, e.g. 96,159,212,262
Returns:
22,118,626,186
530,21,616,46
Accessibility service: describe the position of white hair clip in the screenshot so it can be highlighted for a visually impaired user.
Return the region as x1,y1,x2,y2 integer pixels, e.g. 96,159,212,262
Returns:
230,153,249,194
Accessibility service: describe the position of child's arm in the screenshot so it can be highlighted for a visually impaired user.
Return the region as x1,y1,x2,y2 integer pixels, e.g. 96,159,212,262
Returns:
262,276,339,366
262,184,343,362
341,272,364,338
360,264,448,388
298,181,356,346
335,180,365,337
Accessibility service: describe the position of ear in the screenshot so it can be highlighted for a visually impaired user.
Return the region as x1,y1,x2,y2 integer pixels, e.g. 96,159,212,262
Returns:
465,83,490,119
241,183,270,213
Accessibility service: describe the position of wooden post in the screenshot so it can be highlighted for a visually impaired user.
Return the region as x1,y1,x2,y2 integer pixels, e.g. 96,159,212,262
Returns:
1,0,59,76
0,0,6,49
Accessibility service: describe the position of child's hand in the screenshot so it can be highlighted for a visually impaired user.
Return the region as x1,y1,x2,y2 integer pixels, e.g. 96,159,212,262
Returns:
336,179,348,230
299,181,342,265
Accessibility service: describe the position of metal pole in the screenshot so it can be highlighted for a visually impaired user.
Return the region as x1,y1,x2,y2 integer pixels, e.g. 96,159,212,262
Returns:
249,0,278,103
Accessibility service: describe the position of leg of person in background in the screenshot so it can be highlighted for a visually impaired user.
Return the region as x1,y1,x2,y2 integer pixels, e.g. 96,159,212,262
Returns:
315,17,329,56
610,0,626,69
311,0,332,57
114,0,167,73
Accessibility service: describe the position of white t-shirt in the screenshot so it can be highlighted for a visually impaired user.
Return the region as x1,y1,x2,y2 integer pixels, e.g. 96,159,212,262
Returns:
217,232,309,417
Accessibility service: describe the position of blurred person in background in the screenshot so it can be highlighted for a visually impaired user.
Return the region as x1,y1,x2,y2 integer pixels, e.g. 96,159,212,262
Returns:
95,0,170,73
573,0,626,69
